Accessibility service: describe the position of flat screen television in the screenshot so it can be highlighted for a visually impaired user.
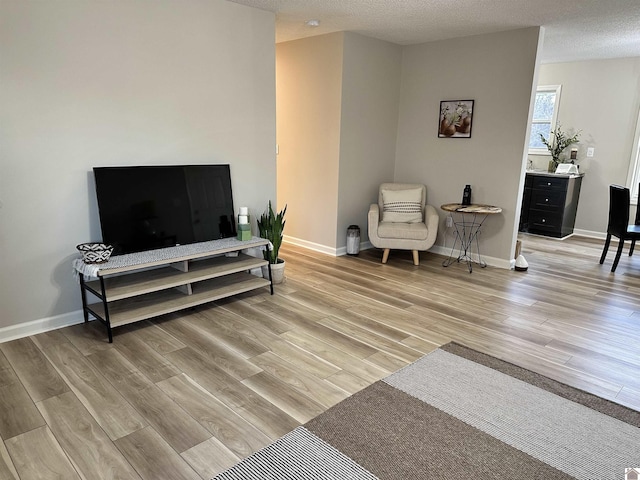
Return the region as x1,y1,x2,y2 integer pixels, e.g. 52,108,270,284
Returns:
93,165,236,255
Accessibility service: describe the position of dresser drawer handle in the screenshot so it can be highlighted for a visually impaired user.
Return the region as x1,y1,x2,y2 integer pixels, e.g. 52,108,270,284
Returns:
542,219,546,223
547,182,552,186
545,198,549,202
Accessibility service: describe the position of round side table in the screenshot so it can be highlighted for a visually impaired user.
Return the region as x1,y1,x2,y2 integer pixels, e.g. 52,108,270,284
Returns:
440,203,503,273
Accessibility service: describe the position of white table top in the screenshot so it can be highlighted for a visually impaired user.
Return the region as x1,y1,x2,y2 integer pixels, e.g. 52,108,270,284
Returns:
441,203,502,214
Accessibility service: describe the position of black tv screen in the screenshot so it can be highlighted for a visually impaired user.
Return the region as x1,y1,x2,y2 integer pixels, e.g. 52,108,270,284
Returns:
93,165,236,255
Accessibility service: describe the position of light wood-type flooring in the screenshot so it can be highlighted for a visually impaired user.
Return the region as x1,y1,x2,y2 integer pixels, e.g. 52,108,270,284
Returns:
1,234,639,479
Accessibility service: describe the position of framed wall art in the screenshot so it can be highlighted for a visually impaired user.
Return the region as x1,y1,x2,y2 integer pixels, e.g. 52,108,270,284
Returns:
438,100,474,138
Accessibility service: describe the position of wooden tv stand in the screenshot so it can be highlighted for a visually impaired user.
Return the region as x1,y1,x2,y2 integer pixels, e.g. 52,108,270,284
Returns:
75,237,272,342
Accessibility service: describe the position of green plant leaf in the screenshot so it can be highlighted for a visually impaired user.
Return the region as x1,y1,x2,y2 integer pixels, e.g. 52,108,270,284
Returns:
257,200,286,264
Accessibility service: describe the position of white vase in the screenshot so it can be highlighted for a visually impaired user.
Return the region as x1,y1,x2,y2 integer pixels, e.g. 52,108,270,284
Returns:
261,259,285,284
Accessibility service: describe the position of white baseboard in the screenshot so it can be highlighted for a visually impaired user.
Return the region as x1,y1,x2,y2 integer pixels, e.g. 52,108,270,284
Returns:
284,235,512,269
283,235,338,256
521,229,607,241
429,244,513,270
283,235,374,257
282,235,373,257
0,310,84,344
573,228,607,240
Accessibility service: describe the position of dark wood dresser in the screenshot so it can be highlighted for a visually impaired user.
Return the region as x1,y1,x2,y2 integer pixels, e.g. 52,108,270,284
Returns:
519,172,583,238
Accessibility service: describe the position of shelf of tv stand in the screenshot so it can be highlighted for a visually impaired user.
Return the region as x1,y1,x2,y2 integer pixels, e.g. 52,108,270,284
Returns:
76,237,272,342
88,271,270,328
85,253,266,302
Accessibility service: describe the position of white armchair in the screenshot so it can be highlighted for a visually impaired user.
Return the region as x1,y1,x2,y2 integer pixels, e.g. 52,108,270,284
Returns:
368,183,438,265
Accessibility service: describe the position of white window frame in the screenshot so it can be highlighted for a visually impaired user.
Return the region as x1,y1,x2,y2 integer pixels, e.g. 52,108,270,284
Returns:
625,106,640,205
529,84,562,156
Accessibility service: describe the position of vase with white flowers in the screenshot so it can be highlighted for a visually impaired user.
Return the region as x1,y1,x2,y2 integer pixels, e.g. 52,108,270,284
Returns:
540,125,581,172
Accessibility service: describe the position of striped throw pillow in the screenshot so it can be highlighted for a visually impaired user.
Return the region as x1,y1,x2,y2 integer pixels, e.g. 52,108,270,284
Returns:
381,188,423,223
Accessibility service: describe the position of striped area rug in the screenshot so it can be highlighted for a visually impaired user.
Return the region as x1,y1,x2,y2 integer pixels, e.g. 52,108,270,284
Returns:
212,343,640,480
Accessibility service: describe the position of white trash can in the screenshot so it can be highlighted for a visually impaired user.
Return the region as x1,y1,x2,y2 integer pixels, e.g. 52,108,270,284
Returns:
346,225,360,255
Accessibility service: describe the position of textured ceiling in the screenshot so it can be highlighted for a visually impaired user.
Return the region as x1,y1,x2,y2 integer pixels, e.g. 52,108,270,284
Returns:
228,0,640,63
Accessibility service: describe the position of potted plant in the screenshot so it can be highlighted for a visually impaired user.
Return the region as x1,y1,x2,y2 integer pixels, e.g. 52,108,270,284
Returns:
257,200,287,284
540,125,581,172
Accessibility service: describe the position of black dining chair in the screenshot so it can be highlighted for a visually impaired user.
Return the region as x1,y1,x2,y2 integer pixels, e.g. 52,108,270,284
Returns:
599,184,640,272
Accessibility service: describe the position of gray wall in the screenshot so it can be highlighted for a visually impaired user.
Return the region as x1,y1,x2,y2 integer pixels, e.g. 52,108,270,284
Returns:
277,28,542,264
276,33,344,252
529,57,640,235
276,32,402,253
0,0,276,334
337,33,402,250
395,28,543,264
